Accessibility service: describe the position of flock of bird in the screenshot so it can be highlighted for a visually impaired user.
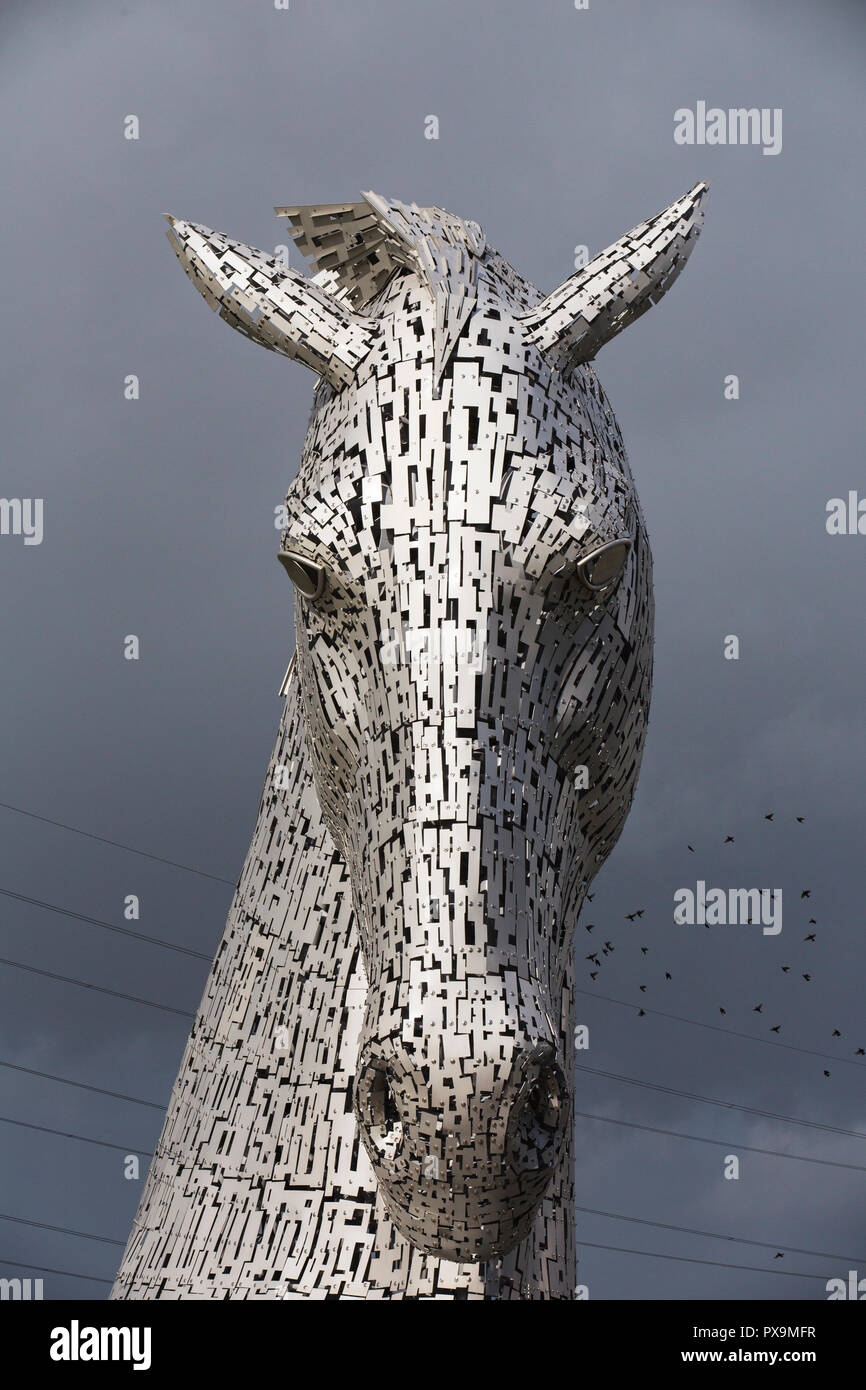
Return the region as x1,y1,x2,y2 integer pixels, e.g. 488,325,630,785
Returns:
580,812,863,1074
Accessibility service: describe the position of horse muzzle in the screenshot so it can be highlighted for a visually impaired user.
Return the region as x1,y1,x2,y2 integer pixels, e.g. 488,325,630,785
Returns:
354,1034,569,1261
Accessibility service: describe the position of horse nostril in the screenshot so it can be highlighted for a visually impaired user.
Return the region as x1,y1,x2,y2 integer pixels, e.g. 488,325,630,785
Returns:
510,1060,566,1172
358,1062,404,1162
526,1067,563,1128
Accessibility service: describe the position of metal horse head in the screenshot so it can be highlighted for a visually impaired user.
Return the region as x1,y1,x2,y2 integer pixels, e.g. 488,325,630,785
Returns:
166,184,706,1262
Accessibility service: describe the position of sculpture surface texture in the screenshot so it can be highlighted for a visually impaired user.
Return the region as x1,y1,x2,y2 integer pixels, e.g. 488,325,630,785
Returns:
112,183,706,1299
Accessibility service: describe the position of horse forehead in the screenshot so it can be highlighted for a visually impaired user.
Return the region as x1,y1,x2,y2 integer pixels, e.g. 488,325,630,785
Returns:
284,476,631,593
285,288,635,563
292,378,630,514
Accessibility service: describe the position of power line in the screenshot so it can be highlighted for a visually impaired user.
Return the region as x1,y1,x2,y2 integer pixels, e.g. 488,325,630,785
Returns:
0,1136,843,1288
0,1059,163,1110
0,956,194,1019
574,1061,866,1139
3,1051,859,1173
0,800,236,886
3,1193,850,1285
575,983,864,1068
0,1246,818,1288
0,887,212,961
4,1194,855,1272
0,1113,152,1157
574,1108,866,1173
0,1257,112,1286
573,1204,865,1264
7,881,861,1079
3,803,859,1073
1,795,848,1288
576,1241,826,1281
0,1212,123,1247
1,964,861,1146
6,1053,863,1174
2,1051,861,1186
3,1052,861,1181
4,797,859,1071
7,886,861,1075
4,1047,858,1171
2,948,860,1148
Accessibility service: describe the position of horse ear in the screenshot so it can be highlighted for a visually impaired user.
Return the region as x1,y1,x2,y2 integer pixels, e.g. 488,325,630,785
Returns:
164,215,379,392
518,182,708,371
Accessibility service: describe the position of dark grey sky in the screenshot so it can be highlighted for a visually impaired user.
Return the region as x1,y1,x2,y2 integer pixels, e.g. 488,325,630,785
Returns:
0,0,863,1300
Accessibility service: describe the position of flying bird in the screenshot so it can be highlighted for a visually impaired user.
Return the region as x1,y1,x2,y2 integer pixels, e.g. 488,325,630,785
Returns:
796,816,805,823
753,1004,763,1013
800,890,811,899
719,1007,727,1016
824,1070,831,1078
590,971,599,980
781,966,790,973
626,913,637,922
640,946,648,955
639,985,647,993
724,836,734,844
764,813,774,821
770,1025,781,1033
804,933,816,942
832,1030,841,1037
687,844,695,852
773,1252,784,1260
856,1049,864,1056
802,974,811,982
665,971,672,981
638,1009,646,1017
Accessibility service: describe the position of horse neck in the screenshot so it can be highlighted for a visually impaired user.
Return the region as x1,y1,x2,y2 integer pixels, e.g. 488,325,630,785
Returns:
112,667,574,1299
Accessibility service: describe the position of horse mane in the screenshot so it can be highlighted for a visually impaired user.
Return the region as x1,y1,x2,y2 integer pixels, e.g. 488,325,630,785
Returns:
275,193,485,306
275,192,487,382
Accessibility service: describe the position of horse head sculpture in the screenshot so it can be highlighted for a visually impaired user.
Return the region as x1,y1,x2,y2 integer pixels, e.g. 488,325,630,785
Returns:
165,184,706,1263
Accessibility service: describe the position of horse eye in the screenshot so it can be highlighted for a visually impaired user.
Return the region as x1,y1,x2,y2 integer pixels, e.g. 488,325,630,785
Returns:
576,537,632,592
277,549,326,600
